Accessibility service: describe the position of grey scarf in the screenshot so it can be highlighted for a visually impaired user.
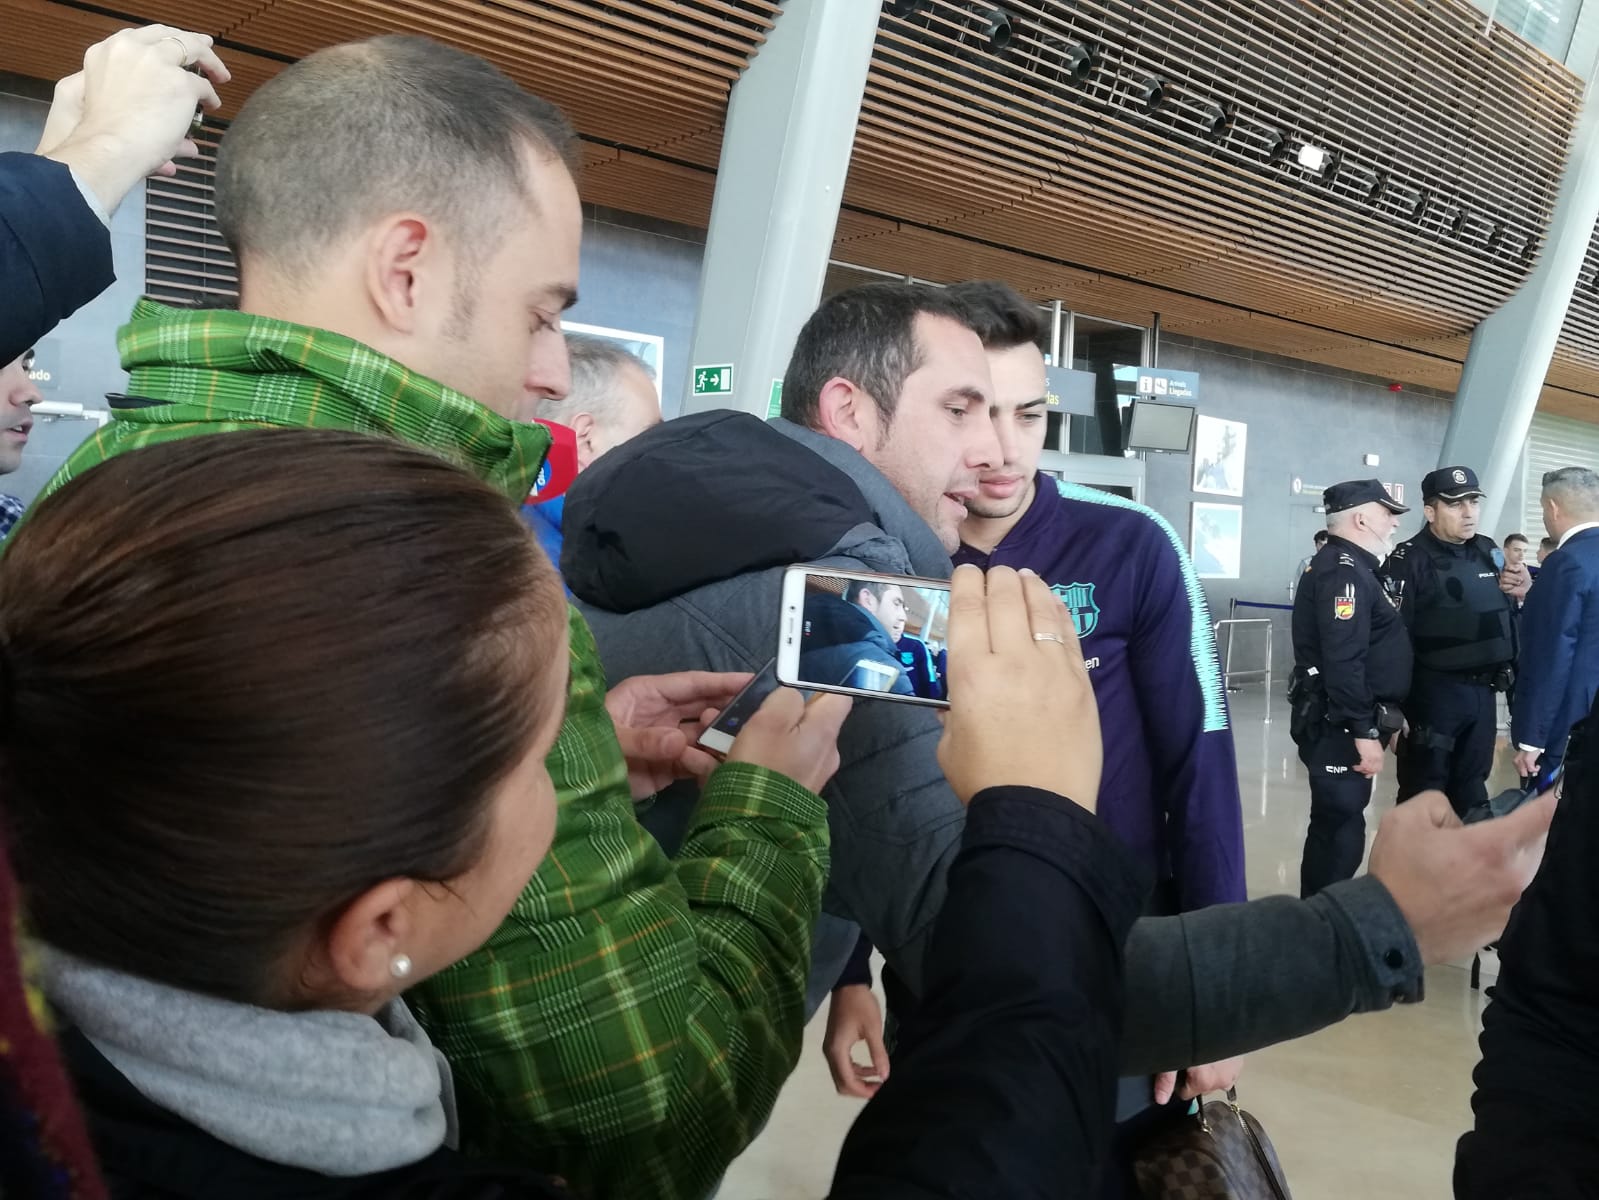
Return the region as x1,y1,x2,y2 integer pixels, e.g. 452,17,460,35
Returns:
40,946,458,1176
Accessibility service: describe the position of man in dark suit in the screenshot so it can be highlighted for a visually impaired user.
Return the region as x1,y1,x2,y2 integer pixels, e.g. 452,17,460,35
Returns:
1512,466,1599,783
1458,662,1599,1199
2,26,226,364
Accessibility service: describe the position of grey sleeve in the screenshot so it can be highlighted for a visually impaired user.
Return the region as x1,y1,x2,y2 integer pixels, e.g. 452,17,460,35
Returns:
1118,875,1424,1072
818,704,967,990
824,707,1427,1071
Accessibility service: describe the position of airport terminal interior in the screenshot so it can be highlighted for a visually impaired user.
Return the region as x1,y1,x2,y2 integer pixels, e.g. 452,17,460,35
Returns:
6,0,1599,1197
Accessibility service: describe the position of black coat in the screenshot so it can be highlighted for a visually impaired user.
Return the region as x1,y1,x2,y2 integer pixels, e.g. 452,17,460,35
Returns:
58,1030,571,1200
1455,707,1599,1199
1291,535,1412,733
0,152,115,365
829,786,1147,1198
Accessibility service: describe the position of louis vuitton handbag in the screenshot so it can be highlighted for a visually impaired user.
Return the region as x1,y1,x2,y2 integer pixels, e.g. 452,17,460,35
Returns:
1131,1088,1293,1200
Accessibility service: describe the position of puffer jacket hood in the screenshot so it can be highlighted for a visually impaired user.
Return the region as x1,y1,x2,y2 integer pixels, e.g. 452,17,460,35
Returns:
562,411,951,613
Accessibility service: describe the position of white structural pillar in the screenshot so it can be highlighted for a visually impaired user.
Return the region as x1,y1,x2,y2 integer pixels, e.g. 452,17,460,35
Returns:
1442,48,1599,533
681,0,880,417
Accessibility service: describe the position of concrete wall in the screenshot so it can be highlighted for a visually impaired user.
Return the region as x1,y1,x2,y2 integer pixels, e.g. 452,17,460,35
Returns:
1142,334,1456,673
570,205,704,419
2,79,147,503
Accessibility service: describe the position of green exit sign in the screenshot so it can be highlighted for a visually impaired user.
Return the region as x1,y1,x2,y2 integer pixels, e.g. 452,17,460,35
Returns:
693,364,734,396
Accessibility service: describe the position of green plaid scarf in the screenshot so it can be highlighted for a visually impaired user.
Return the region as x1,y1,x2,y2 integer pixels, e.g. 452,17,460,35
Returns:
67,299,551,501
38,299,827,1200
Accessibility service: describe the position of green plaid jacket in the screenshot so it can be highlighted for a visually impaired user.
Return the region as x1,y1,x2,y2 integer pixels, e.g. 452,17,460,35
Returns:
46,302,831,1200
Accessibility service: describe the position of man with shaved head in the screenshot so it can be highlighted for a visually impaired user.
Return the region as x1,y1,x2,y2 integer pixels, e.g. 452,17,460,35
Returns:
41,34,842,1200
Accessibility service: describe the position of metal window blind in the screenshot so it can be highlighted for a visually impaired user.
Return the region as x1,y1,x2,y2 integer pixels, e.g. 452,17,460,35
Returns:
144,117,238,307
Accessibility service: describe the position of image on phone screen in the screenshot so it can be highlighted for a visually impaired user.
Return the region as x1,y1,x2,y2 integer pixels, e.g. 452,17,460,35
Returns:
777,566,952,708
696,660,783,756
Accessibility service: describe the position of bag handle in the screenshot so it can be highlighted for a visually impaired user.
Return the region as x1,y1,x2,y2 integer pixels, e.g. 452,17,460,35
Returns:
1191,1087,1241,1133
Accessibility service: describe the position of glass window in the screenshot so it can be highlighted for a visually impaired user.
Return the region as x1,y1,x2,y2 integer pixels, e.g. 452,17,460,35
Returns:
1468,0,1578,60
1068,316,1146,456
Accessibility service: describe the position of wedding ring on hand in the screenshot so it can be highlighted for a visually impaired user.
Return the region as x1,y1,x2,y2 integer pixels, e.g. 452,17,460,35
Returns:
1033,632,1066,645
160,35,193,67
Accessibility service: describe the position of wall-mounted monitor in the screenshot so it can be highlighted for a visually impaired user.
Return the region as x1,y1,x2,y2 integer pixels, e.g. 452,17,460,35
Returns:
1126,400,1195,453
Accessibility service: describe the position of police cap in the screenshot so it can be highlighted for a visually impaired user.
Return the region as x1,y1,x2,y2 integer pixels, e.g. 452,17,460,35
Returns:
1323,479,1409,515
1422,465,1485,501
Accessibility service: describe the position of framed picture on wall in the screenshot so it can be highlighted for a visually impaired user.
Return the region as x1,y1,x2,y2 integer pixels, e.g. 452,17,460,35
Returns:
564,321,666,409
1192,414,1247,497
1191,502,1243,579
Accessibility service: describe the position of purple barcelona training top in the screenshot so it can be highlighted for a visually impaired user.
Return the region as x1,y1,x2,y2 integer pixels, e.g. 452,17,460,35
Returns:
953,474,1246,911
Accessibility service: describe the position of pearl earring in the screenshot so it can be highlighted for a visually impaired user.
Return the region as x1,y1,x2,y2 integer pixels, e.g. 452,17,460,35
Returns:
389,953,412,980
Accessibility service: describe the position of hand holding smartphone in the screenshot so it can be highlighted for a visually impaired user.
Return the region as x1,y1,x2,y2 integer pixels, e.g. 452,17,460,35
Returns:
695,660,852,795
696,660,783,756
724,687,853,795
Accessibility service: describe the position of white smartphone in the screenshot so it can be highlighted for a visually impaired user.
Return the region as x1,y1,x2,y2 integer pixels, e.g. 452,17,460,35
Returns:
776,564,952,708
695,659,783,757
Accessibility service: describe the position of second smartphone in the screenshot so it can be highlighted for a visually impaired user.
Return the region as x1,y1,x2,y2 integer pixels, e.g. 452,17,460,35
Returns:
776,564,952,708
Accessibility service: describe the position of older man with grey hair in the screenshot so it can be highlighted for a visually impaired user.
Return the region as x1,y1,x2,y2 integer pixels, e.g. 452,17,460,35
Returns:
1289,479,1412,895
522,332,661,566
1511,465,1599,781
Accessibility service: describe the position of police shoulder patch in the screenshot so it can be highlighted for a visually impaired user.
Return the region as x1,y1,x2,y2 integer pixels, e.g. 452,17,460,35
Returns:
1332,583,1356,620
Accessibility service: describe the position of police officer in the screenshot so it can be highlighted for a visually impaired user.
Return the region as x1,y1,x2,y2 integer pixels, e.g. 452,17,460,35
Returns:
1380,466,1530,817
1290,480,1413,897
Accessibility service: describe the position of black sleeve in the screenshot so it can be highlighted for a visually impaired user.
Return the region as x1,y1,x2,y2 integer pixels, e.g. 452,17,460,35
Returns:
0,153,116,363
828,787,1146,1200
1314,559,1379,730
833,931,874,990
1457,723,1599,1198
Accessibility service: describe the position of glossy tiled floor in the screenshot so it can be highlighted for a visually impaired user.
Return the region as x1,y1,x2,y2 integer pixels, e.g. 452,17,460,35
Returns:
722,683,1517,1200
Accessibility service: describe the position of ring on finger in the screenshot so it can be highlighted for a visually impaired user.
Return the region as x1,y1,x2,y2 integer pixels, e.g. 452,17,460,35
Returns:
1033,632,1066,645
159,35,192,67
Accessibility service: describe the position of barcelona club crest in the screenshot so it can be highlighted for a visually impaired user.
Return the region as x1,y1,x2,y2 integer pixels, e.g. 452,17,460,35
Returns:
1052,581,1100,638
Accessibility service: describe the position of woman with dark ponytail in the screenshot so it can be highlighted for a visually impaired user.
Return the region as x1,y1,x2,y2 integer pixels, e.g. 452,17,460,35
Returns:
0,429,573,1197
0,429,837,1199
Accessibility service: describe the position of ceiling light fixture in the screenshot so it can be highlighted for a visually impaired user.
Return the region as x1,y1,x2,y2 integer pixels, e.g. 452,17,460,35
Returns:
983,6,1014,52
1065,41,1095,80
1199,101,1232,139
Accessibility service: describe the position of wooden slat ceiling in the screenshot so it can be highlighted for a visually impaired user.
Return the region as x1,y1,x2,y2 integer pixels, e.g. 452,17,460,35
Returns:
4,0,1598,418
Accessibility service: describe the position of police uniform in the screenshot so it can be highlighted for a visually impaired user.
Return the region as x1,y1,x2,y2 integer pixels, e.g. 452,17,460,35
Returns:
1290,480,1413,897
1379,466,1516,818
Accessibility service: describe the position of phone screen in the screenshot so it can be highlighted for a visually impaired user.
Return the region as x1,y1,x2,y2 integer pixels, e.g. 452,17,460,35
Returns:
784,569,952,705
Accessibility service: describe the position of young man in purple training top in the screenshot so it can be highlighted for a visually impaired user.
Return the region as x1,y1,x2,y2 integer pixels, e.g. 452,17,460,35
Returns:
949,280,1247,1191
822,282,1250,1154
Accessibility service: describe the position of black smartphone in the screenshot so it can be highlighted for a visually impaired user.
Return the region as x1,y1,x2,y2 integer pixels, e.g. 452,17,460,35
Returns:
695,660,783,756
